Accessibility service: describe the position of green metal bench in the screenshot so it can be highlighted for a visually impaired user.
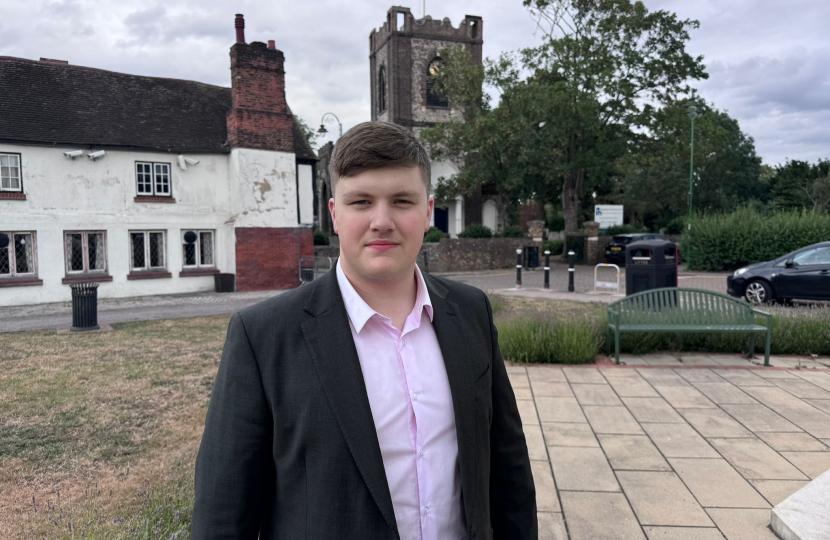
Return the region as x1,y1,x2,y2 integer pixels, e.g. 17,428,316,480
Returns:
607,288,772,366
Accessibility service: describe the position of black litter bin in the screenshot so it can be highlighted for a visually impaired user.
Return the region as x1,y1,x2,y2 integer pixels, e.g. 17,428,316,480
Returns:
625,240,678,296
214,273,236,293
523,246,540,269
70,282,100,332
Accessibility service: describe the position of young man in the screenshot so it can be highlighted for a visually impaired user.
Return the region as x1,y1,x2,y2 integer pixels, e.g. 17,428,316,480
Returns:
193,121,537,540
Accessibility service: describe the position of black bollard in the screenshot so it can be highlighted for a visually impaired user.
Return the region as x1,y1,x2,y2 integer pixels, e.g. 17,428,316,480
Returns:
568,250,575,292
543,250,550,289
516,248,523,289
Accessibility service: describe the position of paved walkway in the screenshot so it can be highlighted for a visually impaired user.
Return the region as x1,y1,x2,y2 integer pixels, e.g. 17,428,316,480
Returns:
511,354,830,540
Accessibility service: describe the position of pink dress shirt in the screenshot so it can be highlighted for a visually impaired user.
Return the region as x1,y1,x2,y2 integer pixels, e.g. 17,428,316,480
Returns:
336,260,467,540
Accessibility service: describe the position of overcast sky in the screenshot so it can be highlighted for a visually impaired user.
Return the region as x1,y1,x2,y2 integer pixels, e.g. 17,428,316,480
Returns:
1,0,827,166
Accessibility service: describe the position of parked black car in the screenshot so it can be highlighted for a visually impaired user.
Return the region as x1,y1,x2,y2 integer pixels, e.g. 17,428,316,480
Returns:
726,242,830,304
604,233,667,265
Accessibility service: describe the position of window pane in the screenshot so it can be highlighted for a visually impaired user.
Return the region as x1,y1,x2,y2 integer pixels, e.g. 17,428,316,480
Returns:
199,232,214,266
794,249,819,265
9,168,20,190
9,155,19,167
13,233,33,274
813,247,830,265
131,232,146,269
0,235,9,275
0,156,7,167
66,233,84,271
88,233,105,271
1,175,8,190
149,232,164,268
183,242,197,266
137,164,152,195
155,164,170,195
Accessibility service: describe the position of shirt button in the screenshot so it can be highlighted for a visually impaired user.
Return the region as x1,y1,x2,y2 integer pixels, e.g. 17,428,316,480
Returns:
402,339,406,346
419,448,425,458
413,392,418,401
423,506,429,515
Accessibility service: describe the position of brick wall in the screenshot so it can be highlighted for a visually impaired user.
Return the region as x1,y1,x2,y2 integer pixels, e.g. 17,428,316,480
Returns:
227,42,295,153
235,227,313,291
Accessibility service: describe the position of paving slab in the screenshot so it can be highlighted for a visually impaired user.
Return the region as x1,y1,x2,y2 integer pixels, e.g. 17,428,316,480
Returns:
791,370,830,391
780,451,830,479
523,424,548,461
709,354,758,367
572,383,622,406
550,446,620,492
676,354,719,366
538,512,568,540
607,376,661,397
749,479,810,506
770,469,830,540
617,354,647,365
642,423,719,458
602,368,646,379
531,460,561,512
563,367,607,384
654,385,717,408
508,371,531,388
755,369,801,379
531,380,574,397
560,491,646,540
706,508,780,540
517,399,540,425
536,397,587,423
676,369,725,383
617,471,713,527
584,406,644,435
668,458,769,508
756,432,827,452
598,434,672,471
716,370,774,387
526,366,567,382
806,399,830,415
622,397,685,423
771,378,830,399
691,382,757,404
642,527,723,540
677,408,754,438
720,404,802,432
638,369,690,387
514,387,533,400
642,353,683,366
709,438,808,480
542,422,599,448
505,365,528,375
742,386,830,438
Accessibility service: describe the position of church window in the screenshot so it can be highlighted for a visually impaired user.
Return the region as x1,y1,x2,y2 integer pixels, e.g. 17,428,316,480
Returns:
426,57,448,108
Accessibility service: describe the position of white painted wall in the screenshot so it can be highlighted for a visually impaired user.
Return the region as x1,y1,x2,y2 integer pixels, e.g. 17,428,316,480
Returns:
482,199,498,232
0,143,299,307
297,163,314,226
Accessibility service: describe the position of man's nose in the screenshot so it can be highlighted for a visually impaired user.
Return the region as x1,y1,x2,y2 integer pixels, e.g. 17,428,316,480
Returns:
369,202,395,232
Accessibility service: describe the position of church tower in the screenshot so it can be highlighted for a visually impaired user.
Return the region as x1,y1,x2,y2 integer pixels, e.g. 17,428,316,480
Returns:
369,7,489,236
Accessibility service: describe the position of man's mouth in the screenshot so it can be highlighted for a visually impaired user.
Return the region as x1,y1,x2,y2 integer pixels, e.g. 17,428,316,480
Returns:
366,240,400,251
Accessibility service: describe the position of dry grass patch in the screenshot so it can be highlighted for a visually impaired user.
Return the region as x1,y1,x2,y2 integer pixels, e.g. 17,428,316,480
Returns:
0,315,230,538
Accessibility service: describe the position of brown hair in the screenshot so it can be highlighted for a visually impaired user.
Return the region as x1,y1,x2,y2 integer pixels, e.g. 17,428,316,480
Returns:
329,121,431,197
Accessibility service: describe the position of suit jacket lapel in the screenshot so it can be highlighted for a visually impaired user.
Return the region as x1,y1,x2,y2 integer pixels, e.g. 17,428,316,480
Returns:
425,274,477,531
300,269,399,538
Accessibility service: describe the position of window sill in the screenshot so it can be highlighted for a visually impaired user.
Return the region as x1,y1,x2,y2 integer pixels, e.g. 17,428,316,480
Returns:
62,274,113,284
179,268,220,277
134,196,176,203
127,271,172,280
425,105,450,110
0,192,26,200
0,277,42,288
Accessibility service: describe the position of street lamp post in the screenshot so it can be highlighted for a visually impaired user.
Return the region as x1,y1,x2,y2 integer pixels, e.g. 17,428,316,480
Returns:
687,105,697,229
318,113,343,139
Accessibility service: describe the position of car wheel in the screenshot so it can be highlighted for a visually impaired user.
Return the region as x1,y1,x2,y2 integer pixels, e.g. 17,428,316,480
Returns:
745,280,774,304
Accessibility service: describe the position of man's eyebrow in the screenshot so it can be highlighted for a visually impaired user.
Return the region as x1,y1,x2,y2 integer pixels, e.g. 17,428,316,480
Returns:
341,190,422,198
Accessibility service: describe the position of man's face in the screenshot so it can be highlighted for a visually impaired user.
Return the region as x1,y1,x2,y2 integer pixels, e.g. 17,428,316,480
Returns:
329,166,433,284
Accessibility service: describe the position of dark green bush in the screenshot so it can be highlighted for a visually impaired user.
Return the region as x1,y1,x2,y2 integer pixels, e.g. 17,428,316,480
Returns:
458,223,493,238
665,216,688,235
547,214,565,232
543,240,564,255
498,317,602,364
685,207,830,271
602,224,647,236
498,225,525,238
423,227,449,243
313,230,329,246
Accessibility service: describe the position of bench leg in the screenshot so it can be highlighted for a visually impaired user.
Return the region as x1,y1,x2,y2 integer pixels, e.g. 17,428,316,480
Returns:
748,333,756,359
615,330,621,365
606,326,611,356
764,328,771,367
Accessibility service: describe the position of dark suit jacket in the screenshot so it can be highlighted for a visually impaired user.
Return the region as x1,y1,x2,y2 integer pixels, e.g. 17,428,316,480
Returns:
193,268,537,540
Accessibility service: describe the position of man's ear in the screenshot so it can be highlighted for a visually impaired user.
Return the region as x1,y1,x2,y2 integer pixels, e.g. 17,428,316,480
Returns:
328,198,338,234
425,196,434,232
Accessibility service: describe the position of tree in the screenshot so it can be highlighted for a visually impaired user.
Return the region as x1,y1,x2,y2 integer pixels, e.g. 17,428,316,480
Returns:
770,159,830,212
292,115,322,151
423,0,707,232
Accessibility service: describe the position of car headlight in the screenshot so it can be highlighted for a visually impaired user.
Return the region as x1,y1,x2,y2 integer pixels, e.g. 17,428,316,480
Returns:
733,268,748,277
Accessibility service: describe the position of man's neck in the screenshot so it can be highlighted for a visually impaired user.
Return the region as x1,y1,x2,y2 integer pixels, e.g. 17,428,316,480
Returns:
340,260,418,330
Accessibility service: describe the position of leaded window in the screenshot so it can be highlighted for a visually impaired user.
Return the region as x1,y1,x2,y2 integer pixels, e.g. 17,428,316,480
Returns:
130,231,166,271
0,154,22,192
378,66,387,113
182,230,214,268
0,232,36,277
426,57,448,108
136,162,172,197
64,231,107,274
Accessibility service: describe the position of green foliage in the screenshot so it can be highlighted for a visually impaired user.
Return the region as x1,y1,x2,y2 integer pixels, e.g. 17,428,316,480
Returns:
603,224,647,236
313,230,329,246
684,207,830,271
457,223,493,238
565,235,585,263
498,317,602,364
665,216,688,235
423,227,449,243
770,159,830,212
498,225,526,238
292,115,322,151
543,240,564,255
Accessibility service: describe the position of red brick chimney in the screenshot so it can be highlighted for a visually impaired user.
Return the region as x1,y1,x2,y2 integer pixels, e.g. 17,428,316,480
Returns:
226,14,295,152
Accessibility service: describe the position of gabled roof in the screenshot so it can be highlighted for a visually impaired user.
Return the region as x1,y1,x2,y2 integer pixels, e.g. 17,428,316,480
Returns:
0,56,316,160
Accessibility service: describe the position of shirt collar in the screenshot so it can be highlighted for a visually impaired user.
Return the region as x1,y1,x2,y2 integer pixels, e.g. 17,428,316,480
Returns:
336,258,434,333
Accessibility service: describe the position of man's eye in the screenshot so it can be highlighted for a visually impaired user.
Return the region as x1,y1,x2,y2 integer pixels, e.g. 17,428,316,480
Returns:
351,200,369,205
395,200,413,204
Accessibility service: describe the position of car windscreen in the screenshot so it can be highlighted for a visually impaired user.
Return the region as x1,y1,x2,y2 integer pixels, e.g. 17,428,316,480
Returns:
613,236,634,244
